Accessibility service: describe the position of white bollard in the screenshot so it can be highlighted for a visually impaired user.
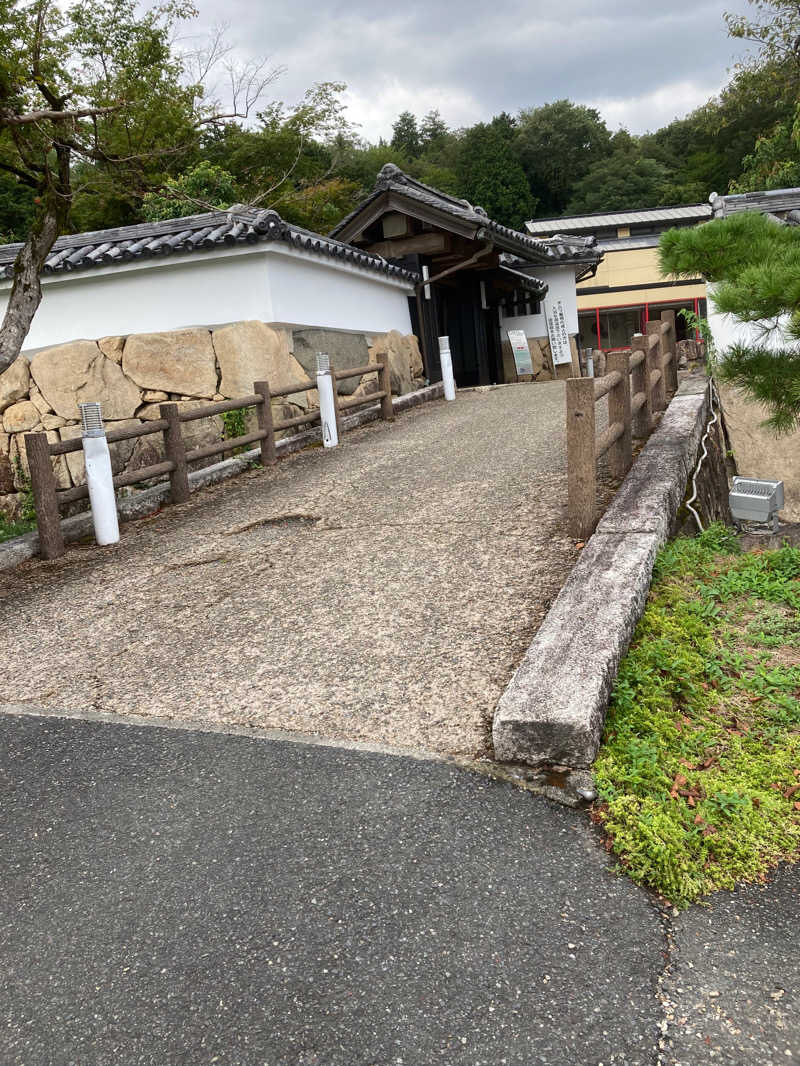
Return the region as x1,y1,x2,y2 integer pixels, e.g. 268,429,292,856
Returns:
438,336,456,401
79,402,119,546
316,352,339,448
586,349,594,378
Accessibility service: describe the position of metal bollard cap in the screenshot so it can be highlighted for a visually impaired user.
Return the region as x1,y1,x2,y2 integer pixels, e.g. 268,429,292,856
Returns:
79,402,105,438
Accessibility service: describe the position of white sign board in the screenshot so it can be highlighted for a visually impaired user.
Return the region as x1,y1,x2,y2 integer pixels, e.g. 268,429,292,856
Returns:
506,329,533,375
545,298,573,366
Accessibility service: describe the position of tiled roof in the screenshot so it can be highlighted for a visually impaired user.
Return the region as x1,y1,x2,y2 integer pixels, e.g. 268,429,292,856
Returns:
0,206,419,284
330,165,602,268
710,188,800,220
526,203,712,235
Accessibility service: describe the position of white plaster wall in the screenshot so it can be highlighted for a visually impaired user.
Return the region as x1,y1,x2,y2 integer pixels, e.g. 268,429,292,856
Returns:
499,265,579,338
264,248,413,334
1,244,414,353
708,306,796,354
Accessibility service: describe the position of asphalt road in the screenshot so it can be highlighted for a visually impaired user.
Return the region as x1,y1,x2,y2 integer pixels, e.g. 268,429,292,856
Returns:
2,712,660,1066
2,711,798,1066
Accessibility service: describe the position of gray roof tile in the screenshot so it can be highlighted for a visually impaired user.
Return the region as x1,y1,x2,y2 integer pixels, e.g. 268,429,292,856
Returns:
526,203,712,235
330,165,602,268
0,206,419,284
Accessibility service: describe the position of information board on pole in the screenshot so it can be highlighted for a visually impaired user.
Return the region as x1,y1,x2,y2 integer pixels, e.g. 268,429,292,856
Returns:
506,329,533,376
545,298,573,366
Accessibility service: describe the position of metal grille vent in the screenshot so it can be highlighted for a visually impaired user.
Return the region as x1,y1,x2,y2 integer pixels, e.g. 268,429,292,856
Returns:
79,402,105,437
729,477,784,528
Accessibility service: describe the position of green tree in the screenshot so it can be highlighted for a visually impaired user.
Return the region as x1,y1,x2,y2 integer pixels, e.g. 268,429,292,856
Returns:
457,117,537,230
391,111,421,159
516,100,612,215
567,150,671,213
660,211,800,432
142,161,238,221
731,101,800,190
0,171,35,240
419,109,448,150
0,0,221,372
726,0,800,74
642,61,797,197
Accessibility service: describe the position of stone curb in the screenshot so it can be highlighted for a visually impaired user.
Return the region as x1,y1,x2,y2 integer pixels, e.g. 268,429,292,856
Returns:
0,383,444,571
492,376,712,770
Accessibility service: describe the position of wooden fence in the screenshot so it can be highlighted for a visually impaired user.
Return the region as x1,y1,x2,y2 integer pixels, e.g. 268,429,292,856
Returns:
24,354,393,560
567,310,678,539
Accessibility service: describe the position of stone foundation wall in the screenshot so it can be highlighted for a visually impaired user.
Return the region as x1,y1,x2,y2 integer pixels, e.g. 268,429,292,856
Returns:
500,334,580,383
0,321,424,520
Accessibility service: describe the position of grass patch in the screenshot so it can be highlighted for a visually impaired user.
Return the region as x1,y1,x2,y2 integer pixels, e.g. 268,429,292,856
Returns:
0,513,35,542
593,523,800,907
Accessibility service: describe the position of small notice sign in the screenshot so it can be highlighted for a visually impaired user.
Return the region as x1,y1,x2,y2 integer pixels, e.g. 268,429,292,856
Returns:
545,299,573,366
506,329,533,375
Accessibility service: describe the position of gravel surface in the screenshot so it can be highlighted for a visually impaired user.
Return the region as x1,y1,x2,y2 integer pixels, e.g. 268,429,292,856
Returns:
0,383,601,758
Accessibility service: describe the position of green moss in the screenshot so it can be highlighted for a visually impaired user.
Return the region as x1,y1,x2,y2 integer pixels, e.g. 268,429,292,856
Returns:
594,524,800,907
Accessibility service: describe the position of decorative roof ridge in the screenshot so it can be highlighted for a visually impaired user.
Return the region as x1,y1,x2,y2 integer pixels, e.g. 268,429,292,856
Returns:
0,206,420,284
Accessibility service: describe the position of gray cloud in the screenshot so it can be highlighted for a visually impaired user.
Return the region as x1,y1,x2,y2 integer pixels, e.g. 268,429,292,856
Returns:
187,0,754,138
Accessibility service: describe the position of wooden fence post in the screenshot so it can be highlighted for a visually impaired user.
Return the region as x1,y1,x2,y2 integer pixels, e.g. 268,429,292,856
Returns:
606,351,632,479
630,334,652,438
160,402,190,503
567,377,597,540
376,352,394,421
253,380,276,465
660,309,679,395
24,432,64,560
646,321,667,413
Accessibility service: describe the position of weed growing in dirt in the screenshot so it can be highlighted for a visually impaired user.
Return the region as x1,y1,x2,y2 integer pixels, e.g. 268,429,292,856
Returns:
593,524,800,907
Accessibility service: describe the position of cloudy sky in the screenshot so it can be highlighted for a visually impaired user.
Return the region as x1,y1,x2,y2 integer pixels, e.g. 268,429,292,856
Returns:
186,0,755,140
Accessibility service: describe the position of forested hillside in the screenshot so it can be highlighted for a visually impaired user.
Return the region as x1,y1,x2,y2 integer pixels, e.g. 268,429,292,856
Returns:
2,2,798,242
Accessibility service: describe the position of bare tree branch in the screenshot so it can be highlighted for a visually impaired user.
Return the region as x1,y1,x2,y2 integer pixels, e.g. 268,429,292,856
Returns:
0,105,122,126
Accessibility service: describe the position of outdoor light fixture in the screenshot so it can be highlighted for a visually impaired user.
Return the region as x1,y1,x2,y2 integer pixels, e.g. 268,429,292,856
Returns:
728,476,784,532
316,352,339,449
79,402,120,546
438,336,456,401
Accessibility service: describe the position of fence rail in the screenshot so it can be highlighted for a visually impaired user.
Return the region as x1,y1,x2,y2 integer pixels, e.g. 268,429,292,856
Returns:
567,310,678,539
25,352,393,560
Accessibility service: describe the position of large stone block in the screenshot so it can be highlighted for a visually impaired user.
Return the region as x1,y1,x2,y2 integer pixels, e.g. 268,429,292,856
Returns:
292,329,370,396
0,453,14,494
3,401,40,434
123,329,217,398
31,340,142,421
0,356,30,415
212,321,310,399
59,419,142,486
10,430,70,489
369,330,413,395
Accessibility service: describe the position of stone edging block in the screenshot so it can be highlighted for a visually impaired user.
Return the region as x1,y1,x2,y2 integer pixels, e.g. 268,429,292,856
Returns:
492,381,711,769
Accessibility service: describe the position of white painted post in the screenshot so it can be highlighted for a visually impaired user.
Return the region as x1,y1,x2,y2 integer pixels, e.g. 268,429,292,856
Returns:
438,336,456,401
79,402,119,546
316,353,339,448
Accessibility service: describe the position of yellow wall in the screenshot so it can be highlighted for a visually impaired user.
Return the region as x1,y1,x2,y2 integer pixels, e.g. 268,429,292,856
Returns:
577,246,706,311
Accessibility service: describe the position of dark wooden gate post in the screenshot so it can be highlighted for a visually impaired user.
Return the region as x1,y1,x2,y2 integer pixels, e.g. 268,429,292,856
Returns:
160,402,190,503
24,432,64,559
253,380,276,465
